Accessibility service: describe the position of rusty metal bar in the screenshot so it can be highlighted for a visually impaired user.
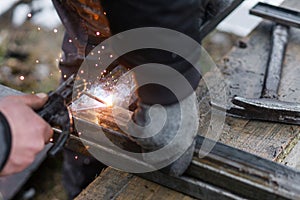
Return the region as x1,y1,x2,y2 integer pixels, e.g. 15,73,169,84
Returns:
60,114,300,199
250,2,300,29
262,24,289,99
139,136,300,200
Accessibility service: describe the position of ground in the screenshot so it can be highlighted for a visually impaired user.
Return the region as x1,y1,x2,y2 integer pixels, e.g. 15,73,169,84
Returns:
0,14,240,200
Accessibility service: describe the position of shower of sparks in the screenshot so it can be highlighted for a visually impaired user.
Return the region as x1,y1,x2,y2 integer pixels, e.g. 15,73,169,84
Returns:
19,76,25,81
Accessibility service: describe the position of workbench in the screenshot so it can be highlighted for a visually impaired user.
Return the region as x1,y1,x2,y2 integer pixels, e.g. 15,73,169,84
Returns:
75,0,300,199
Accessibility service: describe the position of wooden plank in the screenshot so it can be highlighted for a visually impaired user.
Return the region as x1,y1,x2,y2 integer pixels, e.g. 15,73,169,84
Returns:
76,167,194,200
200,19,300,161
213,0,300,160
76,168,134,200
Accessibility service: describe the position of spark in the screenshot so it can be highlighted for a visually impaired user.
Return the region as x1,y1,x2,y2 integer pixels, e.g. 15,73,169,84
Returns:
97,50,101,54
35,59,39,64
49,138,54,142
80,70,84,74
96,32,100,36
27,13,32,18
53,29,58,33
75,155,78,160
19,76,25,81
109,54,113,58
37,27,41,31
63,74,67,78
31,91,35,94
103,12,107,15
68,39,72,43
101,46,105,49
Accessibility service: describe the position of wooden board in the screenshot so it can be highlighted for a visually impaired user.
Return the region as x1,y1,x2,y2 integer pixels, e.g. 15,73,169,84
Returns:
76,167,194,200
217,0,300,162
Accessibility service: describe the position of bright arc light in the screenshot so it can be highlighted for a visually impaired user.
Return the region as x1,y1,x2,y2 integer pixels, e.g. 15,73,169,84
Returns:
104,95,113,107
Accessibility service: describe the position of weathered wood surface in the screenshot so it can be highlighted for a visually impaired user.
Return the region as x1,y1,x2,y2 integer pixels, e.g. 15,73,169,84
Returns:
76,167,194,200
216,0,300,162
0,85,51,200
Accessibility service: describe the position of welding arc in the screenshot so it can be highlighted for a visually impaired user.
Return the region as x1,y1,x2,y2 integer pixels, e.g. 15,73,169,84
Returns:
82,91,107,105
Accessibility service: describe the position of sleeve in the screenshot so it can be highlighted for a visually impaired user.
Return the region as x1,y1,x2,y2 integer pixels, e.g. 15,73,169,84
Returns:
100,0,206,105
0,112,12,172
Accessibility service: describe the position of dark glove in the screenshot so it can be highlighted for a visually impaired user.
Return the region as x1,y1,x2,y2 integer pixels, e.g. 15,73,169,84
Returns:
128,93,199,176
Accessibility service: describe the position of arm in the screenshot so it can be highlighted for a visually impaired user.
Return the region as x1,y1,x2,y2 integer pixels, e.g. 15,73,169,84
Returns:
0,94,53,176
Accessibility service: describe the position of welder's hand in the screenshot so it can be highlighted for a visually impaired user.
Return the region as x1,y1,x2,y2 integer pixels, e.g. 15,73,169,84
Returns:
128,93,199,176
0,94,53,176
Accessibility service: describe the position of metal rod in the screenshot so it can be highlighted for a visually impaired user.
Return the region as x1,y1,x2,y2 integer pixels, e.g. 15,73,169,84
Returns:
250,2,300,29
139,136,300,199
82,91,107,105
53,123,300,199
262,24,289,99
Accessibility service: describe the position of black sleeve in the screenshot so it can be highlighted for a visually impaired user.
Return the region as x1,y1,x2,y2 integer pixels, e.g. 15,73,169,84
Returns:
101,0,207,105
0,112,12,171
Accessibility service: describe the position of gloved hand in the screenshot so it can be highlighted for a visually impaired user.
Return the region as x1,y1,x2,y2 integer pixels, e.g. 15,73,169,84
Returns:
128,93,199,176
